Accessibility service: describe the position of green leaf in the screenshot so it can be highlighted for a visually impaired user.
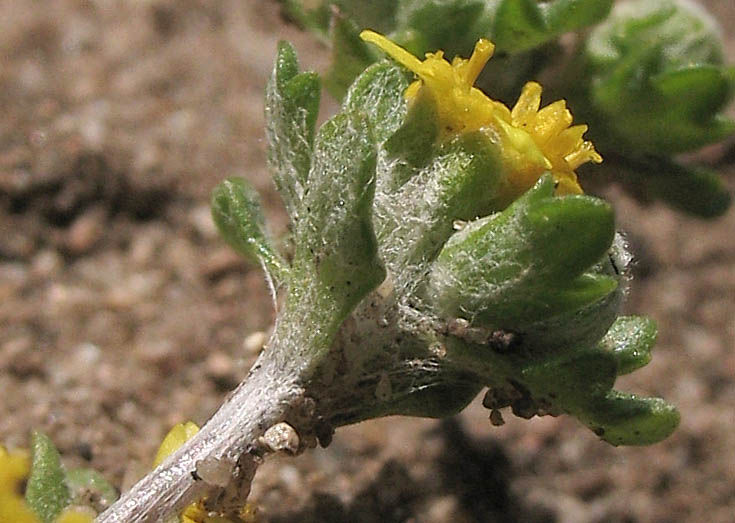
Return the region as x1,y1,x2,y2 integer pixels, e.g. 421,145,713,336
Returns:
492,0,546,52
294,110,385,320
382,85,437,179
544,0,613,34
591,53,735,154
586,0,726,69
378,381,482,419
525,195,615,282
644,159,732,218
584,0,735,155
280,0,332,37
325,14,377,100
65,468,119,510
265,41,321,220
521,347,618,405
544,273,618,314
518,346,678,445
211,177,289,284
429,176,617,328
493,0,612,53
396,0,487,57
519,234,626,353
338,0,398,34
653,65,734,118
343,62,409,144
585,391,680,446
25,431,71,523
377,126,505,272
599,316,656,375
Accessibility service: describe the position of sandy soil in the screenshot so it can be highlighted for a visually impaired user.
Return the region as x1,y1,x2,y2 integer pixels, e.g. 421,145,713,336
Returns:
1,1,733,522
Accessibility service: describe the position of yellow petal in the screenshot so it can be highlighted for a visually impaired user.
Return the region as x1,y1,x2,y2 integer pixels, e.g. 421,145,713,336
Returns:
0,494,38,523
154,421,200,467
554,125,588,157
359,30,424,74
460,39,495,85
0,447,36,523
534,100,573,145
554,173,584,195
56,507,97,523
511,82,542,125
565,141,603,170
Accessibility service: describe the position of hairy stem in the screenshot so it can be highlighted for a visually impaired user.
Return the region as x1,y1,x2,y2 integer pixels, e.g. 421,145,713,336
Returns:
96,350,304,523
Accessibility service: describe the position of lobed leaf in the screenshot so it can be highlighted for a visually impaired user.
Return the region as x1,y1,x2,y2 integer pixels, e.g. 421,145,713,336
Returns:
396,0,487,57
543,0,613,35
337,0,398,36
584,391,680,446
492,0,546,52
653,65,734,118
584,0,734,156
343,62,409,145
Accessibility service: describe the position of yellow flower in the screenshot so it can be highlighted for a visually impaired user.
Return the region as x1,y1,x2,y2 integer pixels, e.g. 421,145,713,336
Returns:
153,421,201,467
1,445,95,523
55,507,96,523
0,446,37,523
360,30,602,196
154,422,257,523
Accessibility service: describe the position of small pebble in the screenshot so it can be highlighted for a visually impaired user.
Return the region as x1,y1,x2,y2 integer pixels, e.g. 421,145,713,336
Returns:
66,206,106,254
31,249,63,277
262,422,300,455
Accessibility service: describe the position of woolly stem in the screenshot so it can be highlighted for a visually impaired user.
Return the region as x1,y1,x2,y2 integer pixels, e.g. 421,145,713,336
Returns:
95,349,304,523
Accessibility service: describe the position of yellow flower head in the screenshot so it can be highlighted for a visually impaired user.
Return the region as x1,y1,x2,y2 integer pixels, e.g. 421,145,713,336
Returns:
360,30,602,196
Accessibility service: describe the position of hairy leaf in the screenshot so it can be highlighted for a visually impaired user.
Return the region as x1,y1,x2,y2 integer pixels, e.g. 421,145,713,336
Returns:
265,41,321,220
211,177,288,284
25,431,70,522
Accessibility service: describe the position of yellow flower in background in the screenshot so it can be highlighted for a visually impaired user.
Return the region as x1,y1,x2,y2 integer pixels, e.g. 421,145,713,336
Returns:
153,420,201,467
360,30,602,196
0,446,37,523
55,507,97,523
0,446,94,523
